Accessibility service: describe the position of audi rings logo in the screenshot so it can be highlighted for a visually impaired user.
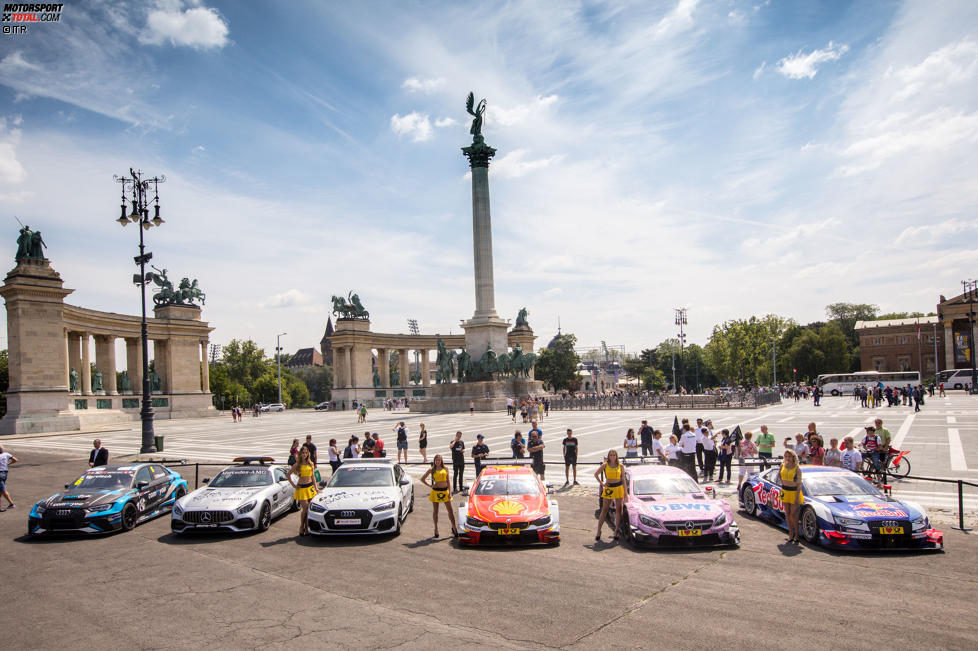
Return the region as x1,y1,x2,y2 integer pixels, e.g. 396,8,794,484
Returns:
684,521,695,530
881,520,898,528
341,511,355,517
200,512,211,522
57,509,71,516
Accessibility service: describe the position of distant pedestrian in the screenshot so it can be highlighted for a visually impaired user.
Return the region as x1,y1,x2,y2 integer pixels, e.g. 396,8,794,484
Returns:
639,419,654,457
756,425,775,470
694,418,706,475
418,424,428,463
623,428,639,458
469,400,475,415
652,430,667,465
343,435,360,459
702,429,717,481
808,435,825,466
373,432,385,458
358,404,368,423
717,429,734,484
0,445,18,511
562,428,579,486
394,421,408,463
472,434,490,479
737,432,757,489
664,435,680,467
511,430,526,458
361,431,375,458
288,438,299,466
450,431,465,493
529,420,543,441
328,439,341,474
89,439,108,468
841,437,862,472
678,424,698,480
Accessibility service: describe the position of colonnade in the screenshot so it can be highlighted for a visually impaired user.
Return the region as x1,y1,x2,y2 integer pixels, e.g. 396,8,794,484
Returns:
332,345,430,389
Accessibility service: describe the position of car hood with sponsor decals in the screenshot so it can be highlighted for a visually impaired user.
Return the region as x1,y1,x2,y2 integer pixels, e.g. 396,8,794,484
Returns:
180,486,268,510
810,495,922,521
312,487,400,510
37,489,130,510
630,494,729,520
467,493,550,522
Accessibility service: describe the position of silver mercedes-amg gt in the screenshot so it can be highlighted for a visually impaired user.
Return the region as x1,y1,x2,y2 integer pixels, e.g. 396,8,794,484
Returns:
171,458,295,533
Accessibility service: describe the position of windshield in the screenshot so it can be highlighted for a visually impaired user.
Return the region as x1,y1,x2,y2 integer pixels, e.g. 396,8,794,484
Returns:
327,467,393,488
474,476,541,496
209,468,273,488
632,475,701,495
69,471,132,490
804,473,883,497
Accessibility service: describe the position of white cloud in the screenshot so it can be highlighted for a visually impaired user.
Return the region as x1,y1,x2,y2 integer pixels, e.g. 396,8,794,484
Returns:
487,149,563,179
728,11,746,27
390,111,433,142
402,76,446,93
490,95,558,127
650,0,700,40
542,287,564,297
893,38,978,100
777,41,849,79
0,116,26,184
259,289,309,309
0,51,42,72
752,61,766,80
140,5,229,49
434,117,457,128
895,218,978,246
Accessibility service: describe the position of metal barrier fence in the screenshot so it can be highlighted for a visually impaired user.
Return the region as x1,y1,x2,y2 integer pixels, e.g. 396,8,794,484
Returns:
549,392,781,411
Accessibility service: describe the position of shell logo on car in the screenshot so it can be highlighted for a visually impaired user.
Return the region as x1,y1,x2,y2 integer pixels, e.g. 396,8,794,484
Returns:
489,499,527,516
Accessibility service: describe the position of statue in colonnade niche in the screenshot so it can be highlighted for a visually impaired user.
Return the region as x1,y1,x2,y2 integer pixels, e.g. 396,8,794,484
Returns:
150,370,162,393
69,367,79,392
391,368,400,386
92,368,104,392
119,370,131,393
373,369,381,388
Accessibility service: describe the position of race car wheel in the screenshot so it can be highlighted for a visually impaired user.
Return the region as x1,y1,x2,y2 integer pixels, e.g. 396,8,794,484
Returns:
258,502,271,532
408,493,415,513
800,507,820,543
172,486,186,504
620,508,635,545
290,498,299,512
121,502,138,531
741,486,758,517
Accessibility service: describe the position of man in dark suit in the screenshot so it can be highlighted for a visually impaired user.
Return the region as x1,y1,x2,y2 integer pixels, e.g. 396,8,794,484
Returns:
89,439,108,467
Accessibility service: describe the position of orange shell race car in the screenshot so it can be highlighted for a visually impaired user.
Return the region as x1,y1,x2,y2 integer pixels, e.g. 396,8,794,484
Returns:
458,463,560,546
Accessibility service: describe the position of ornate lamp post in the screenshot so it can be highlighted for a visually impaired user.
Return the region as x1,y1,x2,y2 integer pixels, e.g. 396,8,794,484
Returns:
674,308,687,392
114,169,165,453
962,280,978,394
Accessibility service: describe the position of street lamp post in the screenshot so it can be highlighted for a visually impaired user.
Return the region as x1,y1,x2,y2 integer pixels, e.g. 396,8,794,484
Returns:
674,308,687,392
962,280,978,394
772,336,777,387
276,332,287,404
114,168,165,454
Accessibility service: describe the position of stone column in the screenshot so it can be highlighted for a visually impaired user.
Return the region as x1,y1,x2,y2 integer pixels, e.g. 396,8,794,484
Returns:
335,346,347,388
464,141,499,320
945,321,955,369
64,330,70,390
345,346,354,387
399,349,410,387
155,340,172,394
80,333,92,394
126,338,142,392
200,341,210,392
420,349,430,386
95,335,117,395
67,331,81,391
378,348,390,388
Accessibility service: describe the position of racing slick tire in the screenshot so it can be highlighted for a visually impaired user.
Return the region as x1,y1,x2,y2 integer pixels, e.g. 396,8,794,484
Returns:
620,508,636,546
172,486,186,506
290,498,299,512
258,502,272,532
121,502,138,531
741,485,758,518
408,493,415,513
800,507,820,543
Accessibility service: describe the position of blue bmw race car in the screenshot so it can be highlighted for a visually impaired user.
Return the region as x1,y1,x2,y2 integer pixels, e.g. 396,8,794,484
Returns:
28,463,188,535
739,466,943,550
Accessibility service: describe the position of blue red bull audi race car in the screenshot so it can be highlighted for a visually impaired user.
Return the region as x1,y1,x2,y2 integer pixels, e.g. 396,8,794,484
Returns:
28,463,187,535
739,465,942,550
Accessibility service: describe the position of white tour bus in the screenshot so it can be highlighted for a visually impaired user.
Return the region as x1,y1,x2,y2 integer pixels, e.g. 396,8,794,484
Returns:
816,371,921,396
937,369,974,390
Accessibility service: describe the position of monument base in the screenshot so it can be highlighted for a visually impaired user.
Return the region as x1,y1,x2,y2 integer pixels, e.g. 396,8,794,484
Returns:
409,378,546,413
461,315,509,360
331,386,430,409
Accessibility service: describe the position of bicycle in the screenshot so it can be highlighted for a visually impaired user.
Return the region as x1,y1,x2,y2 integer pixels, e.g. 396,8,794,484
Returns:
880,447,911,479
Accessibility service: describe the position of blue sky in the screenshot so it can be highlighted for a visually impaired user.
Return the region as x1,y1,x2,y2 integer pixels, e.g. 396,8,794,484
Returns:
1,0,977,358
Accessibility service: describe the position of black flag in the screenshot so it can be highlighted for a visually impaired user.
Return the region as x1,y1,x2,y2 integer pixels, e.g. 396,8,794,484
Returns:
672,415,681,438
730,424,743,444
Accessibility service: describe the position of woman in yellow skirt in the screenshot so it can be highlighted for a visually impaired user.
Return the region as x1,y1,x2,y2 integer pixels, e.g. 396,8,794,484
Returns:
288,446,318,536
780,449,804,543
421,454,457,538
594,449,627,542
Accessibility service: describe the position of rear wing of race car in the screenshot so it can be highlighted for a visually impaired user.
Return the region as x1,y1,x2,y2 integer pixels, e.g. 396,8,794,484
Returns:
232,456,276,466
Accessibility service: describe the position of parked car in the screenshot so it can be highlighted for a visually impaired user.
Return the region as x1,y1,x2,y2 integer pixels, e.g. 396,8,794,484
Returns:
740,465,943,550
28,463,187,535
314,402,330,411
171,457,295,534
307,459,414,536
265,403,285,412
615,463,739,547
458,462,560,546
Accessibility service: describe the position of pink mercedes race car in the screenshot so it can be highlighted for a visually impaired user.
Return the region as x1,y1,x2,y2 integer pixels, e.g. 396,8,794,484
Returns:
615,464,740,547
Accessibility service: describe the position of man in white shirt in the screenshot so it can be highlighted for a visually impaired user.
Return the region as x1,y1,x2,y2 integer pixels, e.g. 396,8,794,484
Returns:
0,444,18,510
841,437,862,472
679,425,699,480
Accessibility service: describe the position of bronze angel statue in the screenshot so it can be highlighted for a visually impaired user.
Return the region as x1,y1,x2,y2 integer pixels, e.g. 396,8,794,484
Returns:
466,92,487,140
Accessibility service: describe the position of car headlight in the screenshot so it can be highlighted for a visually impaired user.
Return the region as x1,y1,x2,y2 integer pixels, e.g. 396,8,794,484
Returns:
172,504,183,517
530,515,551,527
371,501,396,512
236,501,257,515
309,502,326,513
638,515,664,529
912,515,928,530
87,503,113,513
713,512,727,527
34,504,46,515
835,516,864,527
466,516,487,528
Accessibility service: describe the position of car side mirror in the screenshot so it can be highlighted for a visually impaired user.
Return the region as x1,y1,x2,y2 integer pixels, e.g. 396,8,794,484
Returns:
399,477,410,486
137,481,149,489
202,478,210,484
704,486,715,498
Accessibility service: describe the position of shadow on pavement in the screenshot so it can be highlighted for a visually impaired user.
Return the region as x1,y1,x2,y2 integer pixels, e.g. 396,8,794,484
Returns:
402,535,451,549
295,532,394,547
777,541,802,556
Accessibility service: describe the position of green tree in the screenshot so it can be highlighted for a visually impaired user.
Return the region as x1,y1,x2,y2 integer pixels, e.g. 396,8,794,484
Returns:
251,372,283,404
295,365,333,403
877,311,925,320
825,302,878,370
535,334,580,391
221,339,272,393
285,376,310,407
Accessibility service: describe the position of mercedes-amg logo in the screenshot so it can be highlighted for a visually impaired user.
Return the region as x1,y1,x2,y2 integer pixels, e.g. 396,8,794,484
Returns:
201,512,211,522
684,521,695,530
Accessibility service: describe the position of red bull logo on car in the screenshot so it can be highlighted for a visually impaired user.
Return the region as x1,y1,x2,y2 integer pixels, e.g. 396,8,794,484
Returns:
851,502,907,518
